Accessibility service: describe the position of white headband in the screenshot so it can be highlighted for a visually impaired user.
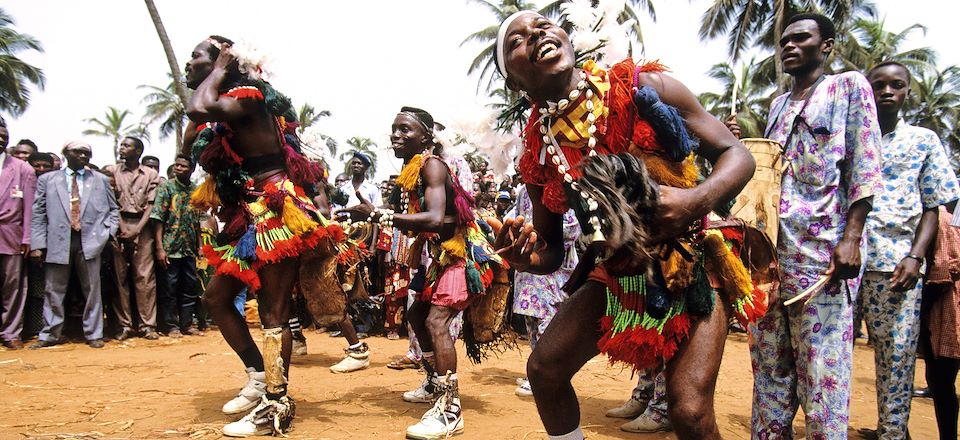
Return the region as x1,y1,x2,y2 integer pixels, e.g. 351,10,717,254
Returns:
496,10,538,78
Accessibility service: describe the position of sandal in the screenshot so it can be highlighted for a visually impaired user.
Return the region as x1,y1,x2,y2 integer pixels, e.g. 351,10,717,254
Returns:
387,356,420,370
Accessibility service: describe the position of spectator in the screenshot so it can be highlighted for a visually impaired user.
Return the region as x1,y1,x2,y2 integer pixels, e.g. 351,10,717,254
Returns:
23,152,53,339
141,155,161,173
0,118,36,349
11,139,37,161
29,141,119,349
50,154,62,170
27,152,54,176
151,154,204,337
495,190,512,219
104,137,163,340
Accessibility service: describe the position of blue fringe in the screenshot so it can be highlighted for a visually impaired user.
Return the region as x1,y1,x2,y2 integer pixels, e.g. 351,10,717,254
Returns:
234,225,258,261
465,262,484,295
633,86,694,162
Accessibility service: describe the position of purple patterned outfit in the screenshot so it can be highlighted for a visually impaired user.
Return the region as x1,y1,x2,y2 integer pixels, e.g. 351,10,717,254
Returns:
749,72,883,439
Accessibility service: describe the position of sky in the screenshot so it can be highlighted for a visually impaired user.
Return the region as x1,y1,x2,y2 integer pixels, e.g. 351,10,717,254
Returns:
4,0,957,180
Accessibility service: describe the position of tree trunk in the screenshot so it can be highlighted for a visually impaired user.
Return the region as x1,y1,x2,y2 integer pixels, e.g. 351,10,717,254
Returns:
144,0,189,149
774,0,787,95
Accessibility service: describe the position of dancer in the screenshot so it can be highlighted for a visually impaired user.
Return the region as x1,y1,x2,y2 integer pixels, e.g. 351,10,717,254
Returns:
493,11,760,440
340,107,504,439
184,36,336,437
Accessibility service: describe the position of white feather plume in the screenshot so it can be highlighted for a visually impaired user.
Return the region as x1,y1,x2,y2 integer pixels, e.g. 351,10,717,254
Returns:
450,105,521,179
561,0,637,68
230,38,273,81
558,0,596,30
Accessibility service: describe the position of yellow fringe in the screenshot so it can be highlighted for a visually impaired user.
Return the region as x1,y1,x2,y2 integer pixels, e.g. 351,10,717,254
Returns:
397,154,425,190
440,233,467,260
660,242,695,295
282,196,318,236
634,152,698,188
190,177,220,211
701,231,753,302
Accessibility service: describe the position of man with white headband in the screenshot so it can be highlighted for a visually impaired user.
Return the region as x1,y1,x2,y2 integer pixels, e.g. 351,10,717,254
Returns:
493,11,760,440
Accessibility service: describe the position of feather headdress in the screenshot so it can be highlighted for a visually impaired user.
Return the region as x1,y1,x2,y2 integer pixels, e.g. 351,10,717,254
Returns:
560,0,637,68
229,38,273,81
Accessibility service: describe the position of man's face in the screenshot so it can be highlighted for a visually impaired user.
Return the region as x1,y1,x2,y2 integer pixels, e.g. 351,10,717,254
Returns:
869,64,910,117
173,158,194,181
390,114,430,159
779,19,832,76
502,13,576,95
63,145,91,170
0,127,8,153
29,159,53,176
350,157,368,176
142,158,160,172
386,178,397,194
10,144,32,161
51,155,61,169
185,41,215,90
335,174,347,187
118,138,142,162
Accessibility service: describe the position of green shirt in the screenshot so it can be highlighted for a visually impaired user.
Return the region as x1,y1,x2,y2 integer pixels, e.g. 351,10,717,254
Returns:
150,178,202,258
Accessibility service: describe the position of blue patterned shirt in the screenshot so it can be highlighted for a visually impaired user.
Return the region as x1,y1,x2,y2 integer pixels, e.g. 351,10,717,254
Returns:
864,119,960,272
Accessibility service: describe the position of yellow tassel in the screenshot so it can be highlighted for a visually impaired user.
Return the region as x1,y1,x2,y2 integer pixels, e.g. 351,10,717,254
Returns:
282,196,318,236
190,177,220,211
440,234,466,259
636,153,698,188
702,231,753,302
660,243,695,294
396,154,424,190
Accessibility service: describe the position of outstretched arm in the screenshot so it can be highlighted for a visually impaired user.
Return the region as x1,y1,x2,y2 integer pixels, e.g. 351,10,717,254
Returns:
339,157,449,234
637,72,755,239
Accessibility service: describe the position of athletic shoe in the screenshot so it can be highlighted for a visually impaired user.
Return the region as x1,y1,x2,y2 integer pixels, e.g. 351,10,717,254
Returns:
605,398,646,419
222,368,267,415
405,389,463,439
292,338,307,356
403,375,441,403
514,378,533,397
620,413,672,433
329,343,369,373
222,395,295,437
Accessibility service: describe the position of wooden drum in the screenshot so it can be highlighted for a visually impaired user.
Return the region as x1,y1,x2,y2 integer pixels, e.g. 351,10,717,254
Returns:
731,138,783,244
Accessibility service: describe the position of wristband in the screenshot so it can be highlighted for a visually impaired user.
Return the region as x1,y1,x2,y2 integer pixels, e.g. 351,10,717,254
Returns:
905,254,923,263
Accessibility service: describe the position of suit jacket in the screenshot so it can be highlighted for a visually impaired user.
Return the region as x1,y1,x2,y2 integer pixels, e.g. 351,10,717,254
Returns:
31,168,119,264
0,156,36,255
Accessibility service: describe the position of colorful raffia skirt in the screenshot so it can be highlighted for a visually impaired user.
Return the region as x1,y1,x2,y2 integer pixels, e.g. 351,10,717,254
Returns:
593,222,775,371
200,174,345,292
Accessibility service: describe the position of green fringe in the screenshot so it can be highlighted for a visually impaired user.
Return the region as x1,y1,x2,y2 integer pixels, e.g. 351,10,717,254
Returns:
605,274,687,336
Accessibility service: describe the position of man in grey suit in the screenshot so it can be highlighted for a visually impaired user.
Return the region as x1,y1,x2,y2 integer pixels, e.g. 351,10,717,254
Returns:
29,141,118,349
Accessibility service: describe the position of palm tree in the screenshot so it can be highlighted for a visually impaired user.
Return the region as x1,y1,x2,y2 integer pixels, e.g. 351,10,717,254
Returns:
904,65,960,172
83,107,141,161
143,0,188,105
831,12,935,75
295,102,337,157
339,137,379,178
697,0,874,92
0,8,45,116
139,79,187,149
697,59,773,138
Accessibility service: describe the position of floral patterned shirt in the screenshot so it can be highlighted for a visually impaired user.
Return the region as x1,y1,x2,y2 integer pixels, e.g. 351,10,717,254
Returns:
766,72,883,301
864,120,959,272
505,185,580,319
150,178,202,258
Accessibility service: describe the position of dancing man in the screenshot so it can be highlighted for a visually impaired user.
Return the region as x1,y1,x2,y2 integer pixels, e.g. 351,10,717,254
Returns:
183,36,336,437
340,107,503,439
493,11,760,440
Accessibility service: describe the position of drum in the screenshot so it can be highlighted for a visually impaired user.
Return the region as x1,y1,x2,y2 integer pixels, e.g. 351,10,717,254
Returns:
731,138,783,244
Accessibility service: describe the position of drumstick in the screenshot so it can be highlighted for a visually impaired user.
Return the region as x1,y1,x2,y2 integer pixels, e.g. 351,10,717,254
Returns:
730,75,739,117
783,274,830,306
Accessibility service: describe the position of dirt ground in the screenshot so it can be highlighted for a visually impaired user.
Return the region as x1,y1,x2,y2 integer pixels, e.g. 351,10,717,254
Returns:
0,329,942,440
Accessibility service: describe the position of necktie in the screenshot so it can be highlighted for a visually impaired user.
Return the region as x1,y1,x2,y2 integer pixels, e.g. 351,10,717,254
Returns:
70,173,81,231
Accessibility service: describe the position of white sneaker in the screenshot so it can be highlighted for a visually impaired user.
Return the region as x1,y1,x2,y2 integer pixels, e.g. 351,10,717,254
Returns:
514,378,533,397
330,343,370,373
405,396,464,439
605,398,646,419
292,338,307,356
222,395,295,437
403,375,441,403
222,368,267,415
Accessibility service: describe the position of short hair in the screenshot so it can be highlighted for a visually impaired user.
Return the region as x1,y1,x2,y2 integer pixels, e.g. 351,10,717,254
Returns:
124,136,145,153
389,174,399,179
868,61,912,84
174,153,194,167
399,106,434,132
141,155,160,164
27,152,52,164
16,139,37,151
786,12,836,40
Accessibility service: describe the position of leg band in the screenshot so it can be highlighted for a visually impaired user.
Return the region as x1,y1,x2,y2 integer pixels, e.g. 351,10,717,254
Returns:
262,327,287,396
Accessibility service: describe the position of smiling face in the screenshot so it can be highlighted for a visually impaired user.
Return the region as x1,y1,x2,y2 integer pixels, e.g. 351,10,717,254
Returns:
779,19,833,76
390,114,431,160
501,13,576,99
868,64,910,117
185,41,216,90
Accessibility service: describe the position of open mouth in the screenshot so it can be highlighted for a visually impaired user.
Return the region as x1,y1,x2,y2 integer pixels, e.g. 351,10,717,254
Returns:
533,40,561,63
